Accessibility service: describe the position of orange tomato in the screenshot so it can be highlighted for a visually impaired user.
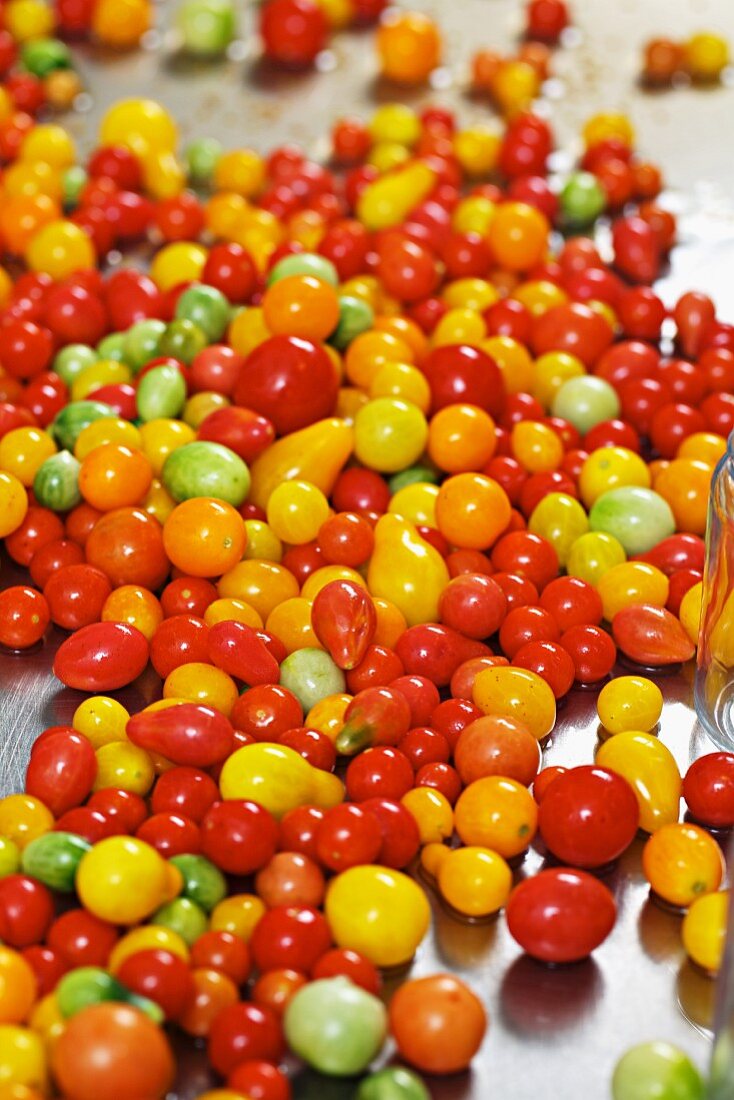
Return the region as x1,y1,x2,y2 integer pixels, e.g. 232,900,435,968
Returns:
435,473,511,550
78,444,152,511
163,498,247,577
218,559,299,620
262,275,340,342
0,947,37,1024
653,458,713,536
101,585,163,640
454,775,538,857
427,405,497,473
642,823,725,907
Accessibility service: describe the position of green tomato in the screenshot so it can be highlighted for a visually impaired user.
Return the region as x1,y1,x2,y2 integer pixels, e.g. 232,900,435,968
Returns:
589,486,676,556
356,1067,431,1100
158,319,208,365
268,252,339,287
175,284,231,342
21,37,71,76
170,854,226,912
0,837,21,879
162,441,250,505
123,319,166,372
178,0,237,56
552,375,620,434
279,648,346,712
57,968,127,1017
612,1041,705,1100
21,832,91,892
284,976,387,1077
389,465,440,493
560,171,607,227
62,166,87,209
97,332,128,363
185,137,223,185
33,451,81,511
51,400,114,451
53,344,97,386
152,897,208,946
136,364,187,422
330,296,374,350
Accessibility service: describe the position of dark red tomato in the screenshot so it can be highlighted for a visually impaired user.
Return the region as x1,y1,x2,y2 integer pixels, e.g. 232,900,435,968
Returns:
208,1001,284,1077
491,571,540,612
197,406,275,463
0,585,50,649
612,215,661,284
53,622,149,691
87,788,148,833
208,620,280,686
234,335,337,435
29,538,85,589
538,765,639,867
227,1060,292,1100
278,806,325,861
438,573,507,640
561,448,588,482
499,605,560,659
150,615,210,679
584,418,641,453
394,624,489,688
666,569,702,616
117,949,195,1021
635,533,705,576
656,359,708,407
0,875,55,947
160,577,217,618
430,698,482,751
500,392,545,431
506,868,616,962
560,624,616,683
415,761,463,804
446,548,495,578
701,392,734,437
260,0,327,66
25,730,97,816
485,298,532,343
421,344,505,418
483,456,526,506
21,944,67,995
595,340,658,389
136,813,201,858
191,930,252,985
345,644,404,692
331,467,390,515
84,506,170,590
700,348,734,393
250,905,332,975
280,541,323,586
47,908,119,968
315,804,382,872
539,576,603,632
278,727,335,772
200,800,278,875
0,401,36,437
512,640,576,699
53,807,118,843
150,767,219,823
491,531,558,592
398,727,450,770
519,471,576,518
354,797,420,869
5,506,63,566
345,747,413,803
388,675,440,729
0,320,53,379
311,948,381,994
525,0,569,41
43,562,111,630
682,753,734,828
229,684,303,742
618,377,672,436
532,303,613,366
649,402,706,458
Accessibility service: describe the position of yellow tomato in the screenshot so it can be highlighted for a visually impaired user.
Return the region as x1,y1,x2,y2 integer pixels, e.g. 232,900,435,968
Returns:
0,428,56,487
0,472,28,538
210,894,266,941
204,598,263,630
596,732,681,832
305,694,352,744
680,581,703,647
528,492,589,567
401,788,453,845
301,565,366,601
0,795,53,850
109,926,190,973
437,846,512,918
0,1026,47,1092
76,837,172,924
72,697,130,749
219,742,344,819
163,663,238,716
597,561,669,621
218,559,299,620
682,890,728,973
578,446,651,508
93,742,155,795
388,483,439,527
596,676,663,734
454,776,538,857
325,865,430,967
265,597,320,654
472,665,555,740
642,823,725,908
420,842,450,879
0,948,36,1025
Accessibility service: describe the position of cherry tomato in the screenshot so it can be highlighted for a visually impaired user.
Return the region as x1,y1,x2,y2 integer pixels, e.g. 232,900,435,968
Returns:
250,905,332,974
538,765,639,867
682,754,734,828
507,868,616,962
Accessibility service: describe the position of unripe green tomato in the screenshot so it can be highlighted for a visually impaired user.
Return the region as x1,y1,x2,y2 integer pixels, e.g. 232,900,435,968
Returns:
268,252,339,287
123,319,166,372
177,0,237,56
552,375,620,434
136,364,187,422
279,648,347,711
53,344,97,386
356,1067,431,1100
152,897,208,946
175,284,231,342
21,832,91,892
170,853,227,912
33,450,81,511
185,137,223,185
612,1041,705,1100
589,486,676,556
159,319,208,365
162,440,251,506
284,976,387,1076
97,332,128,363
330,296,375,350
560,171,606,227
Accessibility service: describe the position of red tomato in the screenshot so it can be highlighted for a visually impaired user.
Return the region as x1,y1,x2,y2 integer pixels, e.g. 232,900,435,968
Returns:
230,684,303,741
228,1060,292,1100
539,576,603,631
359,796,421,868
234,335,338,434
249,905,332,974
44,562,111,630
277,806,325,861
25,730,97,816
315,803,382,871
136,813,201,857
0,874,55,947
506,868,616,962
200,800,278,875
454,715,540,786
117,949,195,1020
538,765,639,867
47,909,119,968
22,944,67,995
682,753,734,828
160,577,218,618
87,788,148,832
491,531,558,591
197,406,275,462
389,675,441,727
5,505,63,565
0,585,50,648
560,624,617,683
311,947,381,994
53,622,149,691
421,344,505,417
499,604,560,658
345,747,414,802
191,931,252,985
438,573,508,639
29,537,85,588
150,614,210,679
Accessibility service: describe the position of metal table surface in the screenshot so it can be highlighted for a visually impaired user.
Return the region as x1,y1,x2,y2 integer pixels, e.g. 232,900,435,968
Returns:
3,1,734,1097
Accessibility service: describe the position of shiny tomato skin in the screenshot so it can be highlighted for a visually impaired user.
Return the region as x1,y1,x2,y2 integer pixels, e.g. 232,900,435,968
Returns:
44,563,111,630
200,800,279,875
197,406,276,463
0,585,50,648
150,615,210,679
117,948,196,1020
682,753,734,828
0,874,55,946
25,730,97,816
538,765,639,867
85,507,170,590
234,335,338,435
150,767,221,823
249,905,332,974
506,868,617,962
208,1001,284,1077
359,796,421,868
53,621,150,691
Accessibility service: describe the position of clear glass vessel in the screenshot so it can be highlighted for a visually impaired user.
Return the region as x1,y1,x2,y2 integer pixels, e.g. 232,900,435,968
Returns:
695,437,734,749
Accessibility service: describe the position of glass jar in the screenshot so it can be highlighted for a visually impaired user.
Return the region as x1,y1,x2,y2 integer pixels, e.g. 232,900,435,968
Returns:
710,864,734,1097
695,438,734,749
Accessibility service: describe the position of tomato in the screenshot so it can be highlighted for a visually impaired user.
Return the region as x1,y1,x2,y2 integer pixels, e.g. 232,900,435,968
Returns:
315,804,382,871
0,586,50,649
345,748,414,802
25,731,97,816
150,614,210,679
0,875,54,948
420,343,505,417
117,949,195,1020
538,766,639,867
682,753,734,828
53,622,149,691
454,775,538,857
46,910,119,969
506,868,617,962
681,889,728,973
250,905,332,974
163,497,247,578
596,732,681,832
560,624,617,683
612,1041,705,1100
179,967,239,1037
642,823,725,907
85,506,169,589
255,851,325,909
51,1002,175,1100
454,715,540,786
200,800,278,875
325,866,429,967
234,336,337,435
597,675,663,734
208,1001,284,1077
612,603,695,665
190,931,251,985
438,845,512,918
43,562,111,630
388,974,486,1075
472,665,556,740
227,1060,292,1100
438,573,507,639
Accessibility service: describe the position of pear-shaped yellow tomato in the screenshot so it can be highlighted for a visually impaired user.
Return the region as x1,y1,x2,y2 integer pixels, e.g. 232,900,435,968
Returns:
596,731,681,833
367,514,449,626
218,742,344,819
325,866,430,967
248,418,354,509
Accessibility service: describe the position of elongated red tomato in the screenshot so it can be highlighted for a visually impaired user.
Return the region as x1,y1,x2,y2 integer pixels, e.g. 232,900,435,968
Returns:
311,579,377,670
126,704,234,768
53,622,149,691
612,603,696,665
207,621,280,685
506,868,616,962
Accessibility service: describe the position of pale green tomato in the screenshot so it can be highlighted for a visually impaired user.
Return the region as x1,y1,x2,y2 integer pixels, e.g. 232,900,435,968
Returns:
279,648,346,711
589,487,675,556
552,375,620,434
356,1067,431,1100
284,976,387,1076
612,1041,705,1100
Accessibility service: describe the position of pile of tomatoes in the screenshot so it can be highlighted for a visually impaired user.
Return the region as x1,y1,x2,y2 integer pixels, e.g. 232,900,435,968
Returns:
0,0,733,1097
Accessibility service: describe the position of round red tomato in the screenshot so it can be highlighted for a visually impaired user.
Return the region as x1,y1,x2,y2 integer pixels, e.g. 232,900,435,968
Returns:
506,868,616,962
85,507,169,589
234,335,338,434
249,905,332,974
47,909,119,968
682,753,734,828
277,805,325,861
0,585,50,649
150,766,219,823
315,803,382,872
359,796,421,868
200,800,278,875
538,765,639,867
421,343,505,417
150,615,210,679
25,730,97,816
0,874,55,947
